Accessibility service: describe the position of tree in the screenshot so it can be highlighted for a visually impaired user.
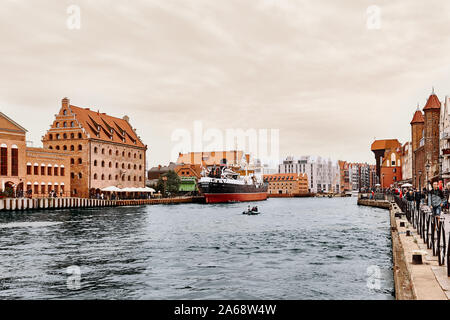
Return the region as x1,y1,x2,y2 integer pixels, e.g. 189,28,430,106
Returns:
156,170,181,197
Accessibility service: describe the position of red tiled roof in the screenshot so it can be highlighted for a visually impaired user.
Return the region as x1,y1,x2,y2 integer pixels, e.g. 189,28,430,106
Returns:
423,94,441,111
69,105,145,148
371,139,401,152
410,109,424,124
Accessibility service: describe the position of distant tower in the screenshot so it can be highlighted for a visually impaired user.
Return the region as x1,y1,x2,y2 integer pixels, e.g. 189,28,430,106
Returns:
410,106,424,188
423,89,441,181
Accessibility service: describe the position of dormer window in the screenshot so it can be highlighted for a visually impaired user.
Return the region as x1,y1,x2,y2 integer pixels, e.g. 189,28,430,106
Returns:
63,110,67,115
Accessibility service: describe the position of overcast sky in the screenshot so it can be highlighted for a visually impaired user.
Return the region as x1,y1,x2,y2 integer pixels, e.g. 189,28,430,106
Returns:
2,0,450,167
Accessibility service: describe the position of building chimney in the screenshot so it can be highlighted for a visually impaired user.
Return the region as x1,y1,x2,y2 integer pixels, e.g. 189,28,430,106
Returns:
123,115,130,122
62,97,70,108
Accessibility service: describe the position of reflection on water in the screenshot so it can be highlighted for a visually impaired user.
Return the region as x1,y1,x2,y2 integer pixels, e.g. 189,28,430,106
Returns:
0,197,393,299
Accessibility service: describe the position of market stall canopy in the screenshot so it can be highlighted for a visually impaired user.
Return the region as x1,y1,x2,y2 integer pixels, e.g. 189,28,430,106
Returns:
101,186,122,192
402,183,413,187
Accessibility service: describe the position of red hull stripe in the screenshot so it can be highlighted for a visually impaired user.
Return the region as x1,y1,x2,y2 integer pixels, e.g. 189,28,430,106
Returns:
203,192,268,203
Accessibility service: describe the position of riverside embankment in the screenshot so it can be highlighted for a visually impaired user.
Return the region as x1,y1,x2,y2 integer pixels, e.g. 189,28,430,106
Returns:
358,197,450,300
0,196,206,211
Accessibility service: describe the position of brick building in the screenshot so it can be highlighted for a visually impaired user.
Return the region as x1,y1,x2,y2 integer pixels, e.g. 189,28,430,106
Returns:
42,98,147,197
263,173,308,195
0,112,70,197
371,139,403,188
411,91,441,189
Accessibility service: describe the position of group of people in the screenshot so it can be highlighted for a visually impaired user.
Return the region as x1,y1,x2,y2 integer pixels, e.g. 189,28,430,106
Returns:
397,181,450,220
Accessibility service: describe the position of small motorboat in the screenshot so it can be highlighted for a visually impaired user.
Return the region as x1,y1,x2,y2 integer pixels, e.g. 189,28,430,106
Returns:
242,206,261,215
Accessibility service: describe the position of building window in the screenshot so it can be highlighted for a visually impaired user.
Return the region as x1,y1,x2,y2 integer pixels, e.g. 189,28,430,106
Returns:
128,152,131,158
61,167,65,176
11,148,18,176
49,134,53,140
116,150,119,156
41,184,46,194
101,174,105,180
63,109,67,115
79,173,82,179
101,161,105,167
115,175,118,180
47,166,52,176
71,145,75,151
1,146,8,176
78,158,82,164
27,164,32,175
63,145,67,150
94,173,98,180
109,150,112,156
108,174,112,180
71,172,75,179
70,121,74,128
115,163,118,168
34,165,39,175
94,147,98,154
94,160,98,166
78,145,82,151
34,185,39,194
71,158,75,165
56,122,60,128
49,146,53,150
109,162,112,168
70,133,74,139
63,133,67,139
78,133,82,139
54,167,58,176
102,148,105,155
41,166,45,175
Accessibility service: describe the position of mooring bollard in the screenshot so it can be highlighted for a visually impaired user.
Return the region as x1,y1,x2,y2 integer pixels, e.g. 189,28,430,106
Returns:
412,250,427,265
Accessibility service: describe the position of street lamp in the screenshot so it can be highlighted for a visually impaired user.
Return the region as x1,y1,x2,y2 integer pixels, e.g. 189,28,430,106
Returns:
382,173,385,191
425,161,431,190
418,170,422,191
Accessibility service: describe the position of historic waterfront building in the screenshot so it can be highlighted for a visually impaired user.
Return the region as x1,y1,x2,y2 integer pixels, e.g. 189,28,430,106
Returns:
371,139,403,189
0,112,70,197
440,96,450,185
263,173,308,195
400,142,412,184
42,98,147,197
410,91,441,189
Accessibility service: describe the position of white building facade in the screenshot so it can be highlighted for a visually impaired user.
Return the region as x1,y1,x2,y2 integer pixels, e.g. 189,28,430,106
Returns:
279,156,340,193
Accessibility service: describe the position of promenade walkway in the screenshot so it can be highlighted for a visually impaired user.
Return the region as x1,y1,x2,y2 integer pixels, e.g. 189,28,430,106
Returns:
359,195,450,299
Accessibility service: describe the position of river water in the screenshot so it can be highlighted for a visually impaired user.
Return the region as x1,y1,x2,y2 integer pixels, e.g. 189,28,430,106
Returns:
0,197,394,299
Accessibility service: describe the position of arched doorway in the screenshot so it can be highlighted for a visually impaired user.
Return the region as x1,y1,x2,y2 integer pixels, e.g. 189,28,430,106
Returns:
4,181,15,198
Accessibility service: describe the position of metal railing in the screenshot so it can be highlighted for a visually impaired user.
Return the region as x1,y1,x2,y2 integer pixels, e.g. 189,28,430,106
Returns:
394,196,449,276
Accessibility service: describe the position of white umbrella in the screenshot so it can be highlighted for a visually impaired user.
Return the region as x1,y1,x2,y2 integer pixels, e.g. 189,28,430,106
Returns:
402,183,413,187
375,184,381,187
101,186,122,192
